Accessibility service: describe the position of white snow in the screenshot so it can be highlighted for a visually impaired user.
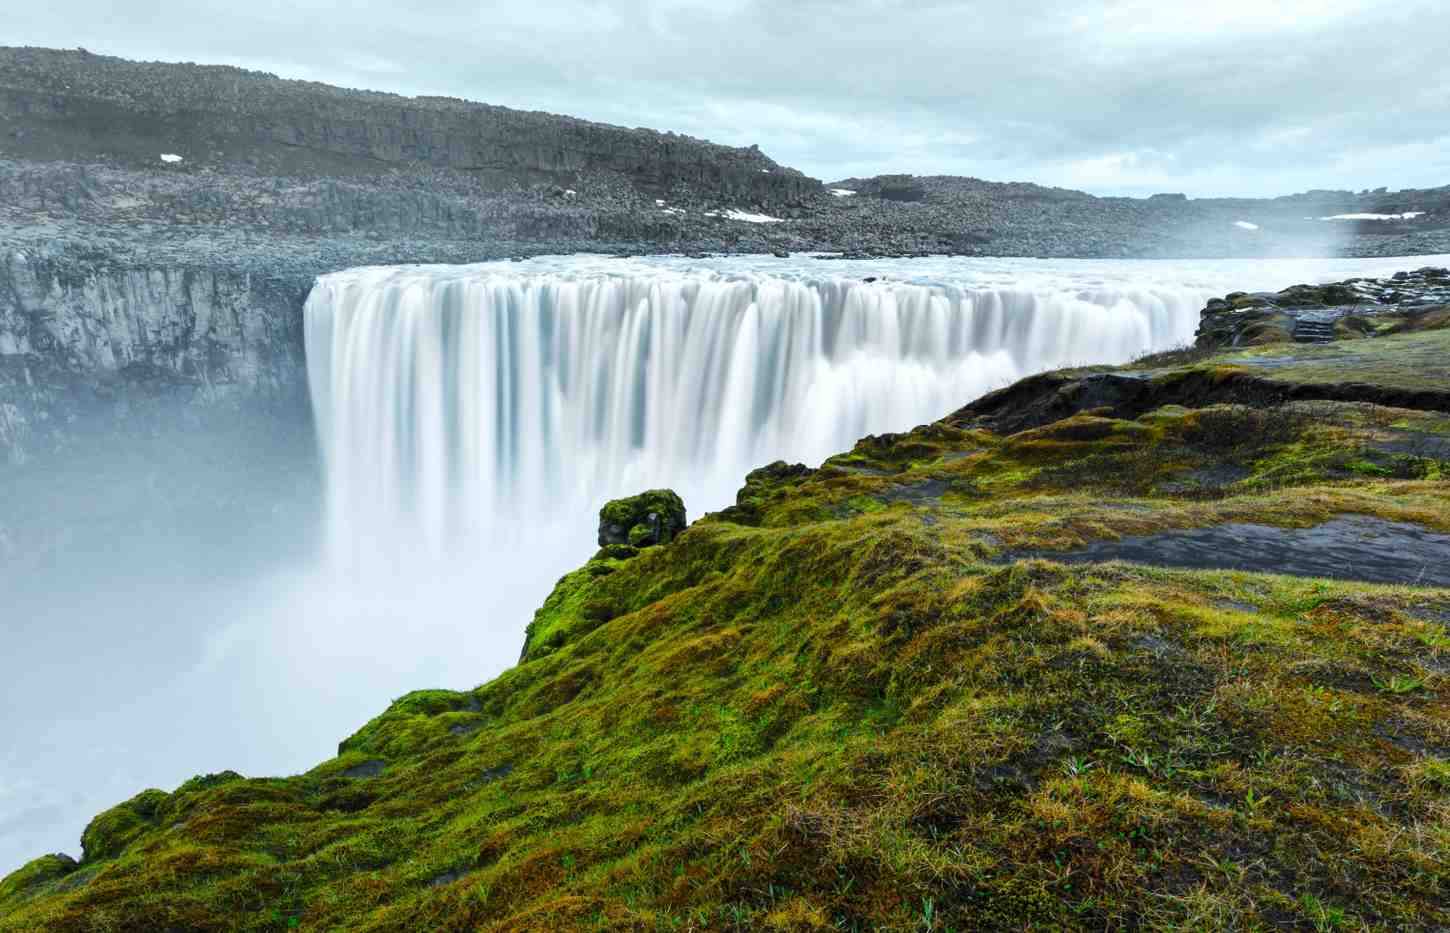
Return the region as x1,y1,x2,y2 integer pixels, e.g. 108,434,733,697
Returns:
829,189,857,198
564,189,577,198
660,207,685,216
1321,212,1425,221
159,153,183,164
710,209,783,224
1234,221,1260,231
655,199,666,207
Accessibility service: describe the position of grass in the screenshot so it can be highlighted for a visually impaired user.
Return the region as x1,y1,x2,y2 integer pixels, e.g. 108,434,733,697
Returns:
1216,329,1450,393
4,329,1450,931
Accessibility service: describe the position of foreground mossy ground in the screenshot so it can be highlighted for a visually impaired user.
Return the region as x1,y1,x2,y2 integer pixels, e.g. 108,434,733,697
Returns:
5,331,1450,931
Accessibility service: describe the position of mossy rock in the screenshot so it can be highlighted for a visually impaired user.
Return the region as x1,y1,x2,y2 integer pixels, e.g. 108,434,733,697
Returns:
173,770,244,797
592,543,638,561
80,788,169,862
0,854,77,907
597,489,686,547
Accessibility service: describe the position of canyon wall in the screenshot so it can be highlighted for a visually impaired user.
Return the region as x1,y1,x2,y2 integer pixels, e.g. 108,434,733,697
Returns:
0,253,310,464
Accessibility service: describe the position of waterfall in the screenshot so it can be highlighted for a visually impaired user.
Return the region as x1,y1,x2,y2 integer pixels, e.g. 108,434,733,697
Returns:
304,258,1204,566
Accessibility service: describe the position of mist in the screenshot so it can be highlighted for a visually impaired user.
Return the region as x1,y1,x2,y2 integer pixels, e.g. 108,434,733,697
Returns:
0,418,564,875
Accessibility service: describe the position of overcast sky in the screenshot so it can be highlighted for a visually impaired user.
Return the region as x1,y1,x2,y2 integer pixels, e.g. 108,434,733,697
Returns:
5,0,1449,197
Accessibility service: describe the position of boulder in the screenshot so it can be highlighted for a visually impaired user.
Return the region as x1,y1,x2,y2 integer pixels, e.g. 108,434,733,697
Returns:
597,489,686,549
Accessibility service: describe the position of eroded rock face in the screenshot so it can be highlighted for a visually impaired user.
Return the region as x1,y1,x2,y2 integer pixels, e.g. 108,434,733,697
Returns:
597,489,687,549
0,251,310,463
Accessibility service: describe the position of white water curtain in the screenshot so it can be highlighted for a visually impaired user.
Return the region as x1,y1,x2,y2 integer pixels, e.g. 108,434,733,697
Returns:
305,261,1201,566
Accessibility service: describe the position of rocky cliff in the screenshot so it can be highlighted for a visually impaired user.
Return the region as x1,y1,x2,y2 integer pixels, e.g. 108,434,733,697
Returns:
0,47,817,205
0,252,309,464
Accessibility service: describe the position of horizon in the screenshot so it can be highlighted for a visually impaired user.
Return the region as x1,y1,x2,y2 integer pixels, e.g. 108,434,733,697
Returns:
4,0,1448,199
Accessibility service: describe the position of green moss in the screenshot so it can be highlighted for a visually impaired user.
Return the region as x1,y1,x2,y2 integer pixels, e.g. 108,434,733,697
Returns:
0,855,77,908
7,322,1450,931
598,489,686,547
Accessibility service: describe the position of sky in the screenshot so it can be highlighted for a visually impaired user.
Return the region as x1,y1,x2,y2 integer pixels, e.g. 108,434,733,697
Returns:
4,1,1450,190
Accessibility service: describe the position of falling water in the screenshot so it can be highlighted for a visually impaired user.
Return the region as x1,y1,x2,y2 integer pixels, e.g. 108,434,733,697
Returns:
304,257,1205,565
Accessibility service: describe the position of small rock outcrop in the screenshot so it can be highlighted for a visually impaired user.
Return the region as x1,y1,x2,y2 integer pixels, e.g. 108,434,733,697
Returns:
597,489,687,550
1194,267,1450,349
716,461,814,526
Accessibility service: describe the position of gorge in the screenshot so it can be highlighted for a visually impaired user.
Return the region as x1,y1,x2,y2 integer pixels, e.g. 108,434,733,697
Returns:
4,253,1448,880
3,38,1450,930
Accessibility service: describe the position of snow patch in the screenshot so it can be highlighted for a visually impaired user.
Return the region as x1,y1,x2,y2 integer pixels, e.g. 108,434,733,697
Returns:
1234,221,1260,231
159,153,183,164
655,199,666,207
829,189,857,198
1321,212,1425,221
706,209,783,224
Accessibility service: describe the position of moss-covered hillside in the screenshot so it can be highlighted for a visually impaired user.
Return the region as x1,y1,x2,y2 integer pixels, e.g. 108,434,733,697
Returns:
5,329,1450,931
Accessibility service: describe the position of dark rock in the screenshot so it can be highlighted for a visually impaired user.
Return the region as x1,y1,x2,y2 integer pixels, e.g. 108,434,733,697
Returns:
1194,267,1450,349
997,516,1450,588
597,489,686,548
341,760,386,779
480,763,513,784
